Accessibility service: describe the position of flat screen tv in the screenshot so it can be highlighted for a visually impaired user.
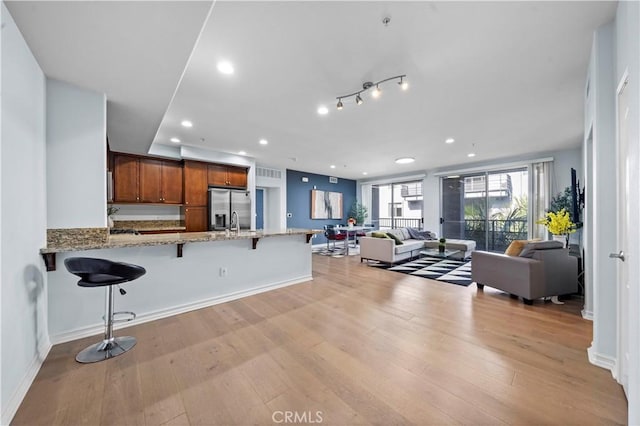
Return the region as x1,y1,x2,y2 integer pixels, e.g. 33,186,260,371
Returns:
571,168,584,225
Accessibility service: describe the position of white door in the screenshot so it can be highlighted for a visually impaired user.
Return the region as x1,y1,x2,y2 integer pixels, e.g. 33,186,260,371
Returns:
614,74,630,396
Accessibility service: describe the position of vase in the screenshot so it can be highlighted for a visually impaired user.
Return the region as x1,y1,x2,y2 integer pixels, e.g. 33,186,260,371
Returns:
108,216,114,228
438,245,445,253
552,234,568,248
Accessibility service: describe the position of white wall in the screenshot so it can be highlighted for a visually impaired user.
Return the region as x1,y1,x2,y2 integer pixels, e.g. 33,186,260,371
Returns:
614,0,640,420
585,22,618,371
0,4,49,423
46,78,106,228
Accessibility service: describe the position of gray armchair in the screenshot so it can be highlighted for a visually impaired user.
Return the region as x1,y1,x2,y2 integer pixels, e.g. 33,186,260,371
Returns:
471,241,578,305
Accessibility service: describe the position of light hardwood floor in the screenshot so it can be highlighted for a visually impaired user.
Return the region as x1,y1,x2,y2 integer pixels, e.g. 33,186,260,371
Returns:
13,254,627,425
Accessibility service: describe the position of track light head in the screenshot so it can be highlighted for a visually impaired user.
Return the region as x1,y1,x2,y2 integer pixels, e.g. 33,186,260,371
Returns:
372,85,381,98
337,99,343,110
355,94,363,105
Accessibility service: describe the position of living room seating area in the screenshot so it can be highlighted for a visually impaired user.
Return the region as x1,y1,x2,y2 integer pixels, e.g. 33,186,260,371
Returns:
359,227,476,264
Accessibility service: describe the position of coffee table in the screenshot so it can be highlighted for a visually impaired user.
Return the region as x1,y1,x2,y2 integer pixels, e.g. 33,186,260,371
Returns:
420,248,461,259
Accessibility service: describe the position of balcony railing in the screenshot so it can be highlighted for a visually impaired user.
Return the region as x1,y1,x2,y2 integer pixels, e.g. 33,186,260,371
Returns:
378,217,422,229
462,218,527,252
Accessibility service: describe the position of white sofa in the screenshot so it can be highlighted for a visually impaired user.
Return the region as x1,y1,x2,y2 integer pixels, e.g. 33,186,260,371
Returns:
359,228,476,264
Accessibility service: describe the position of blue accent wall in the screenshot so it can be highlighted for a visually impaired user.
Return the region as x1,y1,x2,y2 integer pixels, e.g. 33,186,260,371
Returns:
286,169,357,245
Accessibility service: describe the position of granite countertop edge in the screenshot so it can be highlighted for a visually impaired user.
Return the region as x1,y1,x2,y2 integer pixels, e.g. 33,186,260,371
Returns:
41,229,323,254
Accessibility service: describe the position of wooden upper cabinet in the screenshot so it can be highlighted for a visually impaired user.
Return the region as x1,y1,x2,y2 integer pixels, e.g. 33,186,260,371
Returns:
227,166,248,188
207,164,228,187
113,154,183,204
208,164,248,188
184,161,208,206
139,158,163,202
161,161,183,204
113,154,140,202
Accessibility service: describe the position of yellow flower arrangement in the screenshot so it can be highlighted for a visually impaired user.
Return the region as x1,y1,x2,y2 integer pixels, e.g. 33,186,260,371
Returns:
536,208,576,235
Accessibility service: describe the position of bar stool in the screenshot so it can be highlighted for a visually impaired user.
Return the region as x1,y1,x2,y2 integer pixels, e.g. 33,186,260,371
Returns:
64,257,146,363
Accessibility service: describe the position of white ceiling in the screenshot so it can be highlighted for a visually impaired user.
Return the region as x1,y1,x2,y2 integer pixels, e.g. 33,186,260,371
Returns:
6,1,616,180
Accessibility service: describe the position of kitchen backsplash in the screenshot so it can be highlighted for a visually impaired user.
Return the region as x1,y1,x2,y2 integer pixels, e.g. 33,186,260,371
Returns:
110,204,182,221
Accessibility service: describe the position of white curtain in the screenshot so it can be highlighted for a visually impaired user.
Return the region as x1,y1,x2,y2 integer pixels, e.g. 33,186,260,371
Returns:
360,183,372,225
531,161,552,239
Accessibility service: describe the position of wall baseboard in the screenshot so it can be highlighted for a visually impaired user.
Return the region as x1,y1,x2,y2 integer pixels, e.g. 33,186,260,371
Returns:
581,309,594,320
50,275,312,345
587,345,617,376
1,339,52,425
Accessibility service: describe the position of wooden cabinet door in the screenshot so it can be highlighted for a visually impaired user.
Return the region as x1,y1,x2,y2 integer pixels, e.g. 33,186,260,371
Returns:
184,161,208,206
139,158,162,202
113,155,139,202
184,206,208,232
227,166,247,188
207,164,228,186
161,161,183,204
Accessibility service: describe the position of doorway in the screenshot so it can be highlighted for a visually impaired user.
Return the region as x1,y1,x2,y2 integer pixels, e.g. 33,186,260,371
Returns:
256,188,264,229
441,168,529,252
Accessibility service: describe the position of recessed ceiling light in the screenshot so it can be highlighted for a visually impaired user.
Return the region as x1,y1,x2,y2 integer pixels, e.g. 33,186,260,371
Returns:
170,137,180,143
468,153,476,158
217,61,234,75
317,106,329,115
181,120,193,128
330,165,336,169
445,138,455,144
238,151,247,156
362,172,368,175
259,139,268,145
395,157,415,164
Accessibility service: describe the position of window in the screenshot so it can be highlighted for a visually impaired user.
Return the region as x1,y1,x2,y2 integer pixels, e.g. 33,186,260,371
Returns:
389,203,403,217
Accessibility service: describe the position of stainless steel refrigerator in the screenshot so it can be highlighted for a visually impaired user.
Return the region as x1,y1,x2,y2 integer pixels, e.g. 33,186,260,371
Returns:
208,188,251,231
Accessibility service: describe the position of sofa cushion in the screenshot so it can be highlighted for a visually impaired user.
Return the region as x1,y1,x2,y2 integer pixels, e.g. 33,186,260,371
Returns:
519,240,564,258
371,231,390,239
399,228,411,240
385,228,405,241
505,240,528,256
386,232,404,245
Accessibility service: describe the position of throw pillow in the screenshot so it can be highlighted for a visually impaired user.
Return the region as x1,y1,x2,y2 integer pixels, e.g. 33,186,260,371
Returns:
504,240,528,256
371,231,390,239
386,232,404,246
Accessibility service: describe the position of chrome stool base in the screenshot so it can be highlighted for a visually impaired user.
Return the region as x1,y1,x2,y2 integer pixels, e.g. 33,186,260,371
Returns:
76,336,137,363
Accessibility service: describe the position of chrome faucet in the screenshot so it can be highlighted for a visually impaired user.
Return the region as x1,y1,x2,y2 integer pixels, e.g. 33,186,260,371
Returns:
230,210,239,232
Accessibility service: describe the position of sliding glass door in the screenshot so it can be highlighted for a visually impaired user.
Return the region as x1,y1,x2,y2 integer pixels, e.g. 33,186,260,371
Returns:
372,180,423,229
441,168,528,252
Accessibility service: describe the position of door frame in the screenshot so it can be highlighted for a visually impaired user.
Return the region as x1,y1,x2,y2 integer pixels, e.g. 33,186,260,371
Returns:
614,70,630,395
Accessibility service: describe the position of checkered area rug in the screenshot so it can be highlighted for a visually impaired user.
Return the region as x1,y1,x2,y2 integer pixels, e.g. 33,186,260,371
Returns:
368,256,473,286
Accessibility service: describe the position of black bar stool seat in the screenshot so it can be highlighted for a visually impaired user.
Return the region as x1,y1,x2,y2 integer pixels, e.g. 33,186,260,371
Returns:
64,257,146,363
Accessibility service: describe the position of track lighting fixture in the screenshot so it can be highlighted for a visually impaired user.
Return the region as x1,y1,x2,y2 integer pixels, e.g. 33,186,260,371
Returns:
399,76,409,90
336,74,407,109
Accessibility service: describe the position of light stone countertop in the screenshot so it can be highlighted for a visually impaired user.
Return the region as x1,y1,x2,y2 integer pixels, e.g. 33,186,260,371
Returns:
41,228,322,254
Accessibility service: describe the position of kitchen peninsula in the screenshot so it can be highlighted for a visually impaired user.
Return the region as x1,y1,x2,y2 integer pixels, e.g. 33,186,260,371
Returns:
42,228,321,344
